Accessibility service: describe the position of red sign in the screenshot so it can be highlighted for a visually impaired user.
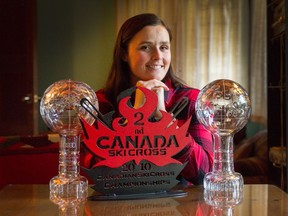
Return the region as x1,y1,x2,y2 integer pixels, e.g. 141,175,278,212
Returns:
81,87,191,168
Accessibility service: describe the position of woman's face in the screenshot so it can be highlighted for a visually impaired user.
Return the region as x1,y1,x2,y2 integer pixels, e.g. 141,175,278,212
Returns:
125,25,171,85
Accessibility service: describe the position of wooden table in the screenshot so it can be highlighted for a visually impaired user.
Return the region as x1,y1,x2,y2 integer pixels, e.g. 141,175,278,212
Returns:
0,184,287,215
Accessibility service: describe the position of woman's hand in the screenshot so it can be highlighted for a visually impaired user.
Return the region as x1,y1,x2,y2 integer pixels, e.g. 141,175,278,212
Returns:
134,79,169,118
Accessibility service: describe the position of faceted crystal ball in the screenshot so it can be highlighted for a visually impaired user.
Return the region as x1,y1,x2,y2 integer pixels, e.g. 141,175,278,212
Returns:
40,79,98,133
195,79,251,135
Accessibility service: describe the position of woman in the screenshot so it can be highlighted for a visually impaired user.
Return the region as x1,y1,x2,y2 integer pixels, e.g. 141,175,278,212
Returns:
85,13,213,185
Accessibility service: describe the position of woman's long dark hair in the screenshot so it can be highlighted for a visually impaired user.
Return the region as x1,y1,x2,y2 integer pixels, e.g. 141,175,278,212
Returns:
104,13,183,108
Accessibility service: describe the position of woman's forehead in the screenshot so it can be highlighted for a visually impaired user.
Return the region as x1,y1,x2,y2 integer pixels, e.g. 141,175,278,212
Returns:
130,25,170,44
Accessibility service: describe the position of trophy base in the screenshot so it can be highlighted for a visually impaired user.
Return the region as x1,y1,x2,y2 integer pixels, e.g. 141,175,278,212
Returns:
50,175,88,206
88,190,187,201
204,172,244,207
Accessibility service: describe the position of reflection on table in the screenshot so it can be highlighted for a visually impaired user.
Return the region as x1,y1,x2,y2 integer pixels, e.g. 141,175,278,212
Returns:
0,184,287,216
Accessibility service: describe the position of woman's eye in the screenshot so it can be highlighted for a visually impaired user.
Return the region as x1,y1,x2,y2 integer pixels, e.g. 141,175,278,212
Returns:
140,45,150,51
160,45,169,51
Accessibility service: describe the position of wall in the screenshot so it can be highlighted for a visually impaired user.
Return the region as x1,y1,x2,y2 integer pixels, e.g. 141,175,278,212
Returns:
37,0,115,132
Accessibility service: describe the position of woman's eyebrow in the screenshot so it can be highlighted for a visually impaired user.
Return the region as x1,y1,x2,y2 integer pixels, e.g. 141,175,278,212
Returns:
138,41,170,45
160,41,170,45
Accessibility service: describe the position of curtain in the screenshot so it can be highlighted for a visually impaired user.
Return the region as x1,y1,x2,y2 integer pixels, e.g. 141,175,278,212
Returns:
116,0,267,124
249,0,267,124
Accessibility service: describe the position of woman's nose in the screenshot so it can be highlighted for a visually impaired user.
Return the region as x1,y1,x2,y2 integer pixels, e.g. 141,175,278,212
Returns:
152,48,161,60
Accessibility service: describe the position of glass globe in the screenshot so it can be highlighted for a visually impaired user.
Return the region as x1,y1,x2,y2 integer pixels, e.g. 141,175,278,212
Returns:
196,79,251,135
40,79,98,134
196,79,251,207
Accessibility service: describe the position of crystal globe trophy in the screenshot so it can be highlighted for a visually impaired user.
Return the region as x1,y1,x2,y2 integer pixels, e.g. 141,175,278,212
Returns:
40,79,98,207
195,79,251,207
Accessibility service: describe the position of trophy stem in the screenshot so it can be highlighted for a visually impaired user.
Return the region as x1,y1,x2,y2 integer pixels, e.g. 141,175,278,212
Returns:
58,132,81,178
204,132,243,207
50,132,88,206
213,133,235,173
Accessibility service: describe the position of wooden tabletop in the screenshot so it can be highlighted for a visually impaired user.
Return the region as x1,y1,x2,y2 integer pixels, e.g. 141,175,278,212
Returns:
0,184,287,215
